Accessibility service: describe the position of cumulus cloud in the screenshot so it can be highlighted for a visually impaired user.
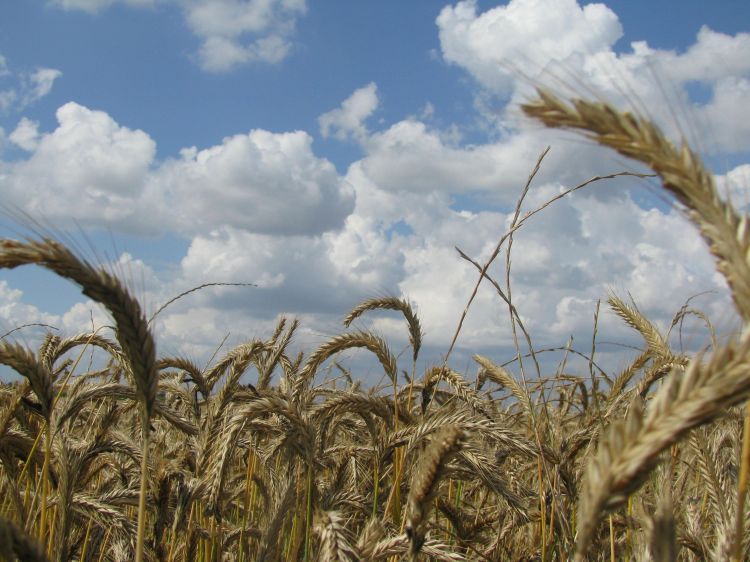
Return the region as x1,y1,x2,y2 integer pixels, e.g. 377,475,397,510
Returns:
357,118,539,195
50,0,306,72
436,0,750,158
319,83,379,142
716,163,750,209
658,26,750,84
0,255,157,360
437,0,622,96
156,129,354,236
3,102,158,231
1,102,354,237
109,77,736,368
0,281,59,332
699,77,750,152
183,0,307,72
391,185,730,355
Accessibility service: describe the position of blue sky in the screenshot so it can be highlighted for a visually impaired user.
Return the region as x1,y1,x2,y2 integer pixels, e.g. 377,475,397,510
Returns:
1,0,749,382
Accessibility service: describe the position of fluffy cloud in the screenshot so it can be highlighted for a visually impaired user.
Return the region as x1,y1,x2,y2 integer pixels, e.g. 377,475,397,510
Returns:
392,185,729,355
319,83,379,142
183,0,307,71
716,164,750,209
437,0,622,96
658,26,750,84
156,129,354,236
356,118,546,196
436,0,750,158
50,0,306,72
178,222,403,316
0,281,59,334
3,102,158,231
699,77,750,152
0,90,15,113
2,103,354,237
141,81,743,364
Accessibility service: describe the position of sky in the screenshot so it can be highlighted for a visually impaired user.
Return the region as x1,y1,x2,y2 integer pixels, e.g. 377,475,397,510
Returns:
0,0,749,384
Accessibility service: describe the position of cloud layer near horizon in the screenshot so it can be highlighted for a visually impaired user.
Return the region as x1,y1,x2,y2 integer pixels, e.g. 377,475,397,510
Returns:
1,0,747,375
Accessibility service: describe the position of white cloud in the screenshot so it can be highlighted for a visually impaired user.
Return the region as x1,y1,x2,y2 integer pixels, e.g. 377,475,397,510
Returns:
2,103,353,237
196,33,291,71
0,281,59,333
23,68,63,105
3,102,158,231
179,222,403,312
436,1,750,158
0,57,62,113
155,129,354,236
716,164,750,209
9,117,40,151
319,83,379,142
183,0,307,72
59,301,111,334
0,250,179,357
393,185,730,352
49,0,306,72
659,26,750,84
437,0,622,96
699,77,750,152
354,116,613,200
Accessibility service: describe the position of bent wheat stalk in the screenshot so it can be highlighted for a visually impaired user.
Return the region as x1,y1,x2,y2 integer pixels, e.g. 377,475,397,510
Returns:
0,237,157,562
522,90,750,561
522,89,750,319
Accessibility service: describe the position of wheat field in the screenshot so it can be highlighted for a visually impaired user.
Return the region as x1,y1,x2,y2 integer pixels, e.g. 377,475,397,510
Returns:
0,90,748,561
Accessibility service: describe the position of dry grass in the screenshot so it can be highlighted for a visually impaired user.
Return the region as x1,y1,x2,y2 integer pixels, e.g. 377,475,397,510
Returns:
0,88,747,562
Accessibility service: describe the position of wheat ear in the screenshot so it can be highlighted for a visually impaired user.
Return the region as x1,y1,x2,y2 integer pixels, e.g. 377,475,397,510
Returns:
344,296,423,363
405,424,466,558
0,237,157,562
523,88,750,562
297,331,398,393
574,328,750,559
